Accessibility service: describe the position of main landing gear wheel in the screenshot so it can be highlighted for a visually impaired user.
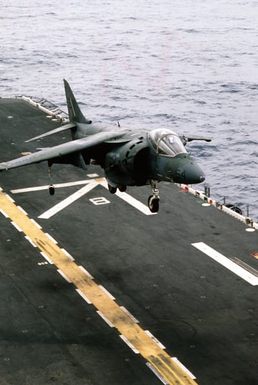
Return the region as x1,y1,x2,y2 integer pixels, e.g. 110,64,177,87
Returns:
118,185,127,192
108,184,117,194
148,195,160,213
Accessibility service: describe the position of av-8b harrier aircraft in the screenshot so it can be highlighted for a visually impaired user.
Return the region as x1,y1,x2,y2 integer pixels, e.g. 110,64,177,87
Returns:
0,80,210,212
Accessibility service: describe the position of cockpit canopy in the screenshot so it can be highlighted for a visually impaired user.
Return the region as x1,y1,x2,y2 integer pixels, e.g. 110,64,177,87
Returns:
148,129,187,157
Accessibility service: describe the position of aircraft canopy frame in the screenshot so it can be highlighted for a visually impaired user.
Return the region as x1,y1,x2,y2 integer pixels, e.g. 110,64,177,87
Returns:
148,129,187,157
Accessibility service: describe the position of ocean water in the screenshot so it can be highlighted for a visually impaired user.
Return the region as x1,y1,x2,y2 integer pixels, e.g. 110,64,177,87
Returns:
1,0,258,218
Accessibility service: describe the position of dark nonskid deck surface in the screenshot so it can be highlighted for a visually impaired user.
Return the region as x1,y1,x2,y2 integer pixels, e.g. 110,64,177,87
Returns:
0,98,257,385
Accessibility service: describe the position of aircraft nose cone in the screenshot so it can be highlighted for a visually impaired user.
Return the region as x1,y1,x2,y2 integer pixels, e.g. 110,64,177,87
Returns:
176,162,205,184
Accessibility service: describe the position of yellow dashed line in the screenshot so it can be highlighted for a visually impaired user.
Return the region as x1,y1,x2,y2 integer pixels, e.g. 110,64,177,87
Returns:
0,190,198,385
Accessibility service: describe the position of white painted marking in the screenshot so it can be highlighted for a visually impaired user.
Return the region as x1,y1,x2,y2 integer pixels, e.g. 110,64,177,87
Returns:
11,180,92,194
99,180,155,216
61,248,75,261
25,236,37,248
78,265,94,279
57,269,72,283
0,209,9,218
233,258,258,276
11,221,22,232
202,203,211,207
87,173,99,178
146,363,168,385
38,182,98,219
98,285,115,300
119,335,139,354
246,227,255,232
172,357,196,380
30,219,42,229
6,195,15,203
116,190,156,215
76,289,92,304
45,233,58,244
97,311,115,328
17,206,28,215
89,197,110,205
38,262,48,266
192,242,258,286
120,306,139,323
40,251,53,264
11,178,158,218
145,330,165,350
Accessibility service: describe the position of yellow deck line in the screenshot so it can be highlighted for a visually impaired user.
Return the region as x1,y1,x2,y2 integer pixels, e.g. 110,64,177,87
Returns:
0,190,198,385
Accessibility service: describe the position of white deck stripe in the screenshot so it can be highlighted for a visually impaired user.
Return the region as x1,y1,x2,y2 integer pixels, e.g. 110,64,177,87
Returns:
145,330,165,350
87,173,99,178
11,180,92,194
61,248,75,261
119,335,139,354
146,363,168,385
30,219,42,229
192,242,258,286
57,269,72,283
17,206,28,215
78,265,93,279
40,251,53,264
99,180,155,216
6,195,14,202
172,358,196,380
25,236,37,248
38,181,98,219
0,209,9,218
120,306,139,323
76,289,92,304
98,285,115,300
11,221,22,232
97,311,115,328
45,233,58,244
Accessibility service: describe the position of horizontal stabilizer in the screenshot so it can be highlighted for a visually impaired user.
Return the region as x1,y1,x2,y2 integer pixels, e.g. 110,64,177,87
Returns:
25,123,76,143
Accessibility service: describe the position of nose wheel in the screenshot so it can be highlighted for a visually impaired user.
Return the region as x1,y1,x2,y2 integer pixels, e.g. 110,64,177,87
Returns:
148,180,160,213
148,195,160,213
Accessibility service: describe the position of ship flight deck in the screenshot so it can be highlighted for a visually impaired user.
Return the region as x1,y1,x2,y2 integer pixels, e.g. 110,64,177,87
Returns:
0,98,257,385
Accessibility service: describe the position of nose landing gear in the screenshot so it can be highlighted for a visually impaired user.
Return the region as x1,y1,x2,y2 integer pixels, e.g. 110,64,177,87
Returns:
148,180,160,213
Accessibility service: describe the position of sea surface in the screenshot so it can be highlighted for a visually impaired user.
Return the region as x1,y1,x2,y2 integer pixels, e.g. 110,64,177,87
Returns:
1,0,258,218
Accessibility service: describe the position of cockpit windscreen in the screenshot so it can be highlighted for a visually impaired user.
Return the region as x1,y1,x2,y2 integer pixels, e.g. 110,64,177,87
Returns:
148,129,187,157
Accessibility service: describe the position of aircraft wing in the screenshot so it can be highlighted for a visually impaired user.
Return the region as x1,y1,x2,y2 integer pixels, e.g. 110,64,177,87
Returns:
0,131,124,171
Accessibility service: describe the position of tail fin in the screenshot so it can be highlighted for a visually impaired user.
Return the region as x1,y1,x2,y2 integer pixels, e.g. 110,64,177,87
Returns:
64,79,92,124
